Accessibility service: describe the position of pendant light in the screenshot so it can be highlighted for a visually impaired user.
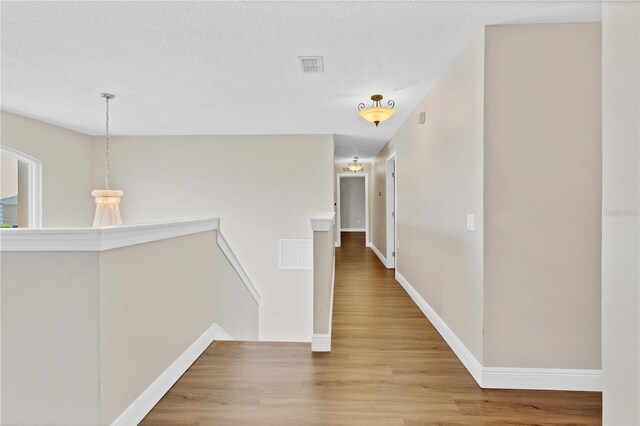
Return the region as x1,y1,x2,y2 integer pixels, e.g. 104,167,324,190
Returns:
358,94,396,127
91,93,123,227
348,157,363,172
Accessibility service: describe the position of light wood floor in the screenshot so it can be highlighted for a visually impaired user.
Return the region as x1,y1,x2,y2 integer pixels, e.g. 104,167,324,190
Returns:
142,232,602,425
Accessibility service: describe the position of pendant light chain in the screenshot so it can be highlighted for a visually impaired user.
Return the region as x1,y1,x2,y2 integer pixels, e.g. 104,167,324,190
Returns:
92,92,123,227
105,95,110,190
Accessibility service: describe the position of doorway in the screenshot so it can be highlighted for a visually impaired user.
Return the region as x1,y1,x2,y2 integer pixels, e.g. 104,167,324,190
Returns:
0,146,42,228
385,152,396,268
336,173,368,247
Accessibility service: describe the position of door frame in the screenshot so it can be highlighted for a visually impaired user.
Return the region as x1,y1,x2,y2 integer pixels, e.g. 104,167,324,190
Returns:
0,146,42,228
336,172,369,247
385,151,397,268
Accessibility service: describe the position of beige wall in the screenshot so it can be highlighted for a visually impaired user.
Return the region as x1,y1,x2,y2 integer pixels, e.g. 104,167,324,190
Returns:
1,251,101,425
1,230,259,425
93,134,334,342
100,230,257,423
2,112,335,342
483,22,602,369
375,32,486,361
1,155,18,199
1,111,95,227
372,23,601,370
602,2,640,423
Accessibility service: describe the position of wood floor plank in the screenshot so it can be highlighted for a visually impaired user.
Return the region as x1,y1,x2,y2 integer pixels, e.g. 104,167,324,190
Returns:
141,232,602,425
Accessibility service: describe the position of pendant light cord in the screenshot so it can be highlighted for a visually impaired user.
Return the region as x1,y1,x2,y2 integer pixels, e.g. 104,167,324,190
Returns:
105,96,110,190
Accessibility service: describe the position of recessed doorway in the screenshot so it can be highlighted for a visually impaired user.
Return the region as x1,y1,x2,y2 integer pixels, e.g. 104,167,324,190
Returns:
336,173,368,247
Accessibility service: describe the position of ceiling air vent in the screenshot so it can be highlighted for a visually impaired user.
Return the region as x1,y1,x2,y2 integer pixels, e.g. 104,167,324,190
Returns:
298,56,324,74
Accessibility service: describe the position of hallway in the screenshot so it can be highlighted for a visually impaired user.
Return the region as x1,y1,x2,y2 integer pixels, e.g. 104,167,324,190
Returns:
142,232,601,425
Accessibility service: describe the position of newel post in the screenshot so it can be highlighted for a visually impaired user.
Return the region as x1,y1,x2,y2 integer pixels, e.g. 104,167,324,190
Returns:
310,212,336,352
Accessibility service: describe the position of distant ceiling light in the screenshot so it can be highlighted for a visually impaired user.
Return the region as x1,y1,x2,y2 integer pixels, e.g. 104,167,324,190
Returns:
348,157,363,172
298,56,324,73
92,93,123,227
358,94,396,127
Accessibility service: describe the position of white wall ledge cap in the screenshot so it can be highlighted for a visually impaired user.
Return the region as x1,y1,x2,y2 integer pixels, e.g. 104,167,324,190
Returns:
310,212,335,231
0,217,219,252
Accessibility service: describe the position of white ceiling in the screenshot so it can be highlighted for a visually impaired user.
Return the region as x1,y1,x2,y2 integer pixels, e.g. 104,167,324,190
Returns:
1,1,600,161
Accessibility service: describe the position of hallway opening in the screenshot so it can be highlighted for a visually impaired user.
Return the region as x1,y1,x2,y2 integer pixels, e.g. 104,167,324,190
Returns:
336,173,368,247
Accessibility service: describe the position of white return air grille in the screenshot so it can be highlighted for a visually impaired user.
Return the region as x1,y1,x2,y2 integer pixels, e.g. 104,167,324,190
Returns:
279,239,313,269
298,56,324,74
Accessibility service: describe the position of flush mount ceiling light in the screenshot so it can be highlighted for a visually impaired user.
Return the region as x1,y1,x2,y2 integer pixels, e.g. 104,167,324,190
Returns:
358,94,396,127
348,157,363,172
91,93,123,227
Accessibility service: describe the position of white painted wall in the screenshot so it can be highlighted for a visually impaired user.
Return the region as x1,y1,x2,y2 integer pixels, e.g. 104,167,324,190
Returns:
373,23,602,372
99,230,258,423
1,251,101,425
2,112,334,342
602,1,640,423
1,227,259,425
340,176,365,230
91,134,334,342
375,32,486,362
1,111,95,227
483,22,601,369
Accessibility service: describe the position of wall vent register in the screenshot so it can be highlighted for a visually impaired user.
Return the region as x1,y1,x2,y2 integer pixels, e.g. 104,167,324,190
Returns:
279,239,313,269
298,56,324,74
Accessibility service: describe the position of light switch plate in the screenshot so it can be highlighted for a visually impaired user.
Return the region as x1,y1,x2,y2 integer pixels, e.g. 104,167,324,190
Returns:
467,214,475,231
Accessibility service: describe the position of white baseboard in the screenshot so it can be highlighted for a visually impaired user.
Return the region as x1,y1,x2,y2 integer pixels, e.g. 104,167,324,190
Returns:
111,322,232,425
312,334,331,352
340,228,365,232
482,367,602,392
394,271,602,392
369,242,390,269
212,323,233,341
335,242,341,247
216,231,261,305
395,271,482,386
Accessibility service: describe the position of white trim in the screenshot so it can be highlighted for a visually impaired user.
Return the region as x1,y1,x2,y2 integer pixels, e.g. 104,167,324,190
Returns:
111,322,232,426
369,242,390,268
395,271,482,385
385,152,397,268
0,217,219,252
336,172,369,247
335,242,341,247
312,256,335,352
310,212,335,232
0,146,42,228
311,334,331,352
0,215,262,305
211,323,233,341
482,367,602,392
216,231,261,305
328,256,335,336
394,271,602,392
